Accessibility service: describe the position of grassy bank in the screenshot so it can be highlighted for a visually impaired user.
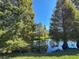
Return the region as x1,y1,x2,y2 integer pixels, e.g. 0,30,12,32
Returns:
0,49,79,59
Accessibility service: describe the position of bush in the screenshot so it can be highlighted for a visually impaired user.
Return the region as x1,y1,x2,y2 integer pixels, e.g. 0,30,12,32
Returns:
1,38,29,53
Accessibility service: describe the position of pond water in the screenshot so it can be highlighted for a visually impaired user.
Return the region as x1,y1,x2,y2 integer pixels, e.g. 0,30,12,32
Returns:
47,39,78,53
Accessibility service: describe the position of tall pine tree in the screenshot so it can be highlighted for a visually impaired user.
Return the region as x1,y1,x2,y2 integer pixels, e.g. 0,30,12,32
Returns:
50,0,79,42
0,0,34,53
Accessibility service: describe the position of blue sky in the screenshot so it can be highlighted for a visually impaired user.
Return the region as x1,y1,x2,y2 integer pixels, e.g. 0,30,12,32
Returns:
32,0,57,30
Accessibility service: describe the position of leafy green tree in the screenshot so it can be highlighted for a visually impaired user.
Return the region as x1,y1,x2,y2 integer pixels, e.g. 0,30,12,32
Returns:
50,0,79,42
65,0,79,40
33,23,48,53
34,23,48,40
49,0,64,41
0,0,34,53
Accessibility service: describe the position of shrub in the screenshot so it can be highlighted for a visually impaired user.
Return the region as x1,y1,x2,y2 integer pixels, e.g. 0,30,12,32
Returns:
1,38,29,53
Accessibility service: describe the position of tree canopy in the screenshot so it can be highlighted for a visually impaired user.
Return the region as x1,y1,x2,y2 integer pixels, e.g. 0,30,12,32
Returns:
50,0,79,41
0,0,34,53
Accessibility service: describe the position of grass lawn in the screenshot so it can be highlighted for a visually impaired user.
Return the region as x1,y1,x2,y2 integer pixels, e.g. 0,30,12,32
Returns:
1,49,79,59
10,56,79,59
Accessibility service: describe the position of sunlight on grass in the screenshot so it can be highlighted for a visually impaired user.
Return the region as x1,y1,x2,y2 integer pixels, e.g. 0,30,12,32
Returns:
10,55,79,59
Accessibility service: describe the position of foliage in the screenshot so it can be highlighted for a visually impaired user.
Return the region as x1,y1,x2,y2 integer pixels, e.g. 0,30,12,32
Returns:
65,0,79,40
49,0,64,41
34,23,49,40
50,0,79,41
1,37,28,53
0,0,34,53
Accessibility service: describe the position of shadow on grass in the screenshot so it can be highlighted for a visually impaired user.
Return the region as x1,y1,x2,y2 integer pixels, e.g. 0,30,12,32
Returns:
0,49,79,59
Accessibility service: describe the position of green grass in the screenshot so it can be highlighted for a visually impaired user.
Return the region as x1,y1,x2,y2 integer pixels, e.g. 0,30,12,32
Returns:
9,56,79,59
1,49,79,59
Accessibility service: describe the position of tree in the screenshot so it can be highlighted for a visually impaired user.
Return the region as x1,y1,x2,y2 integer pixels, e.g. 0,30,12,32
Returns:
33,23,48,53
50,0,79,42
0,0,34,53
34,23,48,40
49,0,64,41
65,0,79,40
